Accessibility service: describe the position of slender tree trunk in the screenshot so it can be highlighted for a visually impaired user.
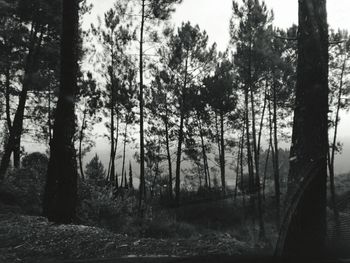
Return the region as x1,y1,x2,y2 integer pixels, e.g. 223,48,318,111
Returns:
219,111,226,194
250,89,265,239
272,77,281,225
327,58,346,224
4,68,20,169
109,29,116,185
197,113,209,188
235,129,244,200
121,124,128,188
48,84,52,144
276,0,329,257
175,55,188,206
164,103,173,199
5,67,12,131
13,137,21,168
215,112,221,163
43,0,79,223
0,24,43,179
244,86,255,208
240,124,246,215
78,109,87,180
139,0,146,208
268,84,279,223
262,144,271,201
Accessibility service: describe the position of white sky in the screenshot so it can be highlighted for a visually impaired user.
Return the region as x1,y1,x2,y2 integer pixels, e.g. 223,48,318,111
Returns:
85,0,350,51
80,0,350,173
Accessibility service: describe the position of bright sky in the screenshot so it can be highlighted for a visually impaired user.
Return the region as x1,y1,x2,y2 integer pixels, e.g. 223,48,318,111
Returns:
85,0,350,51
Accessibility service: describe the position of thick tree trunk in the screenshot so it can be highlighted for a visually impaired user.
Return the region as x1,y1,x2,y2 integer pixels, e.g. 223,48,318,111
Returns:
43,0,79,224
276,0,328,258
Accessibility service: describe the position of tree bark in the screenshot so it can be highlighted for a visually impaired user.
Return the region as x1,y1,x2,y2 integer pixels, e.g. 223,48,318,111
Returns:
42,0,79,223
276,0,329,257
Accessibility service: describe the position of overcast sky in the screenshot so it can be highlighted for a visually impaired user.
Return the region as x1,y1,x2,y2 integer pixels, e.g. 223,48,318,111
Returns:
85,0,350,51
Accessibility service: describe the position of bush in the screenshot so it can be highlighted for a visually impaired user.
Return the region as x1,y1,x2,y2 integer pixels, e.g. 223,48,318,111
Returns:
77,181,137,233
0,152,48,215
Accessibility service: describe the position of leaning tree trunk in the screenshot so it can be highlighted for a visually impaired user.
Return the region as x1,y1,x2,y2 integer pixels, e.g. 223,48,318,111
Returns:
42,0,79,224
276,0,329,258
0,25,43,180
78,109,87,180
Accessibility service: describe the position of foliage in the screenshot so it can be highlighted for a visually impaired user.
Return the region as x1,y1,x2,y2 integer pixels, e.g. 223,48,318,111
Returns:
85,154,106,184
0,152,48,214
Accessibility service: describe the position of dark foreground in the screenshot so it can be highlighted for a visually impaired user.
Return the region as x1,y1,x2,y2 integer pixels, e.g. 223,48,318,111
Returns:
1,212,347,263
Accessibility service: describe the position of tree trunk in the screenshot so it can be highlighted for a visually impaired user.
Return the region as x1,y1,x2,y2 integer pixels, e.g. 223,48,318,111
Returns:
42,0,79,223
0,24,43,179
164,102,173,199
5,67,12,130
262,144,271,201
78,109,87,180
327,58,346,224
175,55,189,206
48,84,52,145
244,85,255,208
276,0,329,257
121,124,128,188
272,77,281,224
109,29,116,185
235,128,244,200
197,113,209,188
219,111,226,194
139,0,146,208
250,88,265,239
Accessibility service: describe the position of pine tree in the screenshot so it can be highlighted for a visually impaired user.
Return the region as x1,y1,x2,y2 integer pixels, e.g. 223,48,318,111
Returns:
43,0,79,224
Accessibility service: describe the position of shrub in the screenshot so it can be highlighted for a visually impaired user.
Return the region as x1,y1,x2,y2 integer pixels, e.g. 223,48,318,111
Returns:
77,181,137,233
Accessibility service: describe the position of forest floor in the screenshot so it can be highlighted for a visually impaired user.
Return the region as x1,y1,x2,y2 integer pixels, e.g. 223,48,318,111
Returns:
0,213,271,263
